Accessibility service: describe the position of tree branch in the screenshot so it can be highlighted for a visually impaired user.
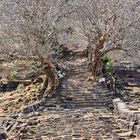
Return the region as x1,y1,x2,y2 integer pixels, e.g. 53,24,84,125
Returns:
101,46,124,56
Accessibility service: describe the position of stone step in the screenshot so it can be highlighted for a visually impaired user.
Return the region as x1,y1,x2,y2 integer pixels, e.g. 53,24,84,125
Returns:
60,86,95,89
22,97,113,114
69,71,88,75
59,92,112,97
62,102,111,108
59,89,96,92
71,70,88,73
59,87,108,92
59,89,83,92
64,99,111,104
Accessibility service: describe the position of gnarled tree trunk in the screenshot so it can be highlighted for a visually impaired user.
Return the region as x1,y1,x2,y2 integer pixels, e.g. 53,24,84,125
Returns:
34,48,59,98
92,57,102,77
88,47,103,78
42,64,59,97
87,32,123,79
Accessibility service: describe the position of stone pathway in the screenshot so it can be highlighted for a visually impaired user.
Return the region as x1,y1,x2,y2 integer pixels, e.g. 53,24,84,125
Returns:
0,54,134,140
43,57,114,108
8,108,119,140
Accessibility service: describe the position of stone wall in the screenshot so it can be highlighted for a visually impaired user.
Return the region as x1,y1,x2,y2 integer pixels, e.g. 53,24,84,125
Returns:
113,98,140,139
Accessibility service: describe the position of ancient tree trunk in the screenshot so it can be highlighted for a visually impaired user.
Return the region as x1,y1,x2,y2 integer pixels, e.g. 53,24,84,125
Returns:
89,45,103,78
41,64,59,97
87,44,93,62
41,77,49,94
33,47,59,97
87,33,107,78
87,31,123,78
92,57,102,77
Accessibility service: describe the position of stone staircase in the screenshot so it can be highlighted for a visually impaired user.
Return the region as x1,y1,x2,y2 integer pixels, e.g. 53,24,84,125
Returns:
8,107,120,140
23,57,114,113
2,56,133,140
48,58,113,108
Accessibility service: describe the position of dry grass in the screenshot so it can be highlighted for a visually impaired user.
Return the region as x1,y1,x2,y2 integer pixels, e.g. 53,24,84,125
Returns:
127,86,140,94
0,83,43,115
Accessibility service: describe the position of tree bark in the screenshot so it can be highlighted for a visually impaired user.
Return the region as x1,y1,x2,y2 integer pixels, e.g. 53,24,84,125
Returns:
92,56,102,77
41,64,59,97
87,44,93,62
90,44,103,77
